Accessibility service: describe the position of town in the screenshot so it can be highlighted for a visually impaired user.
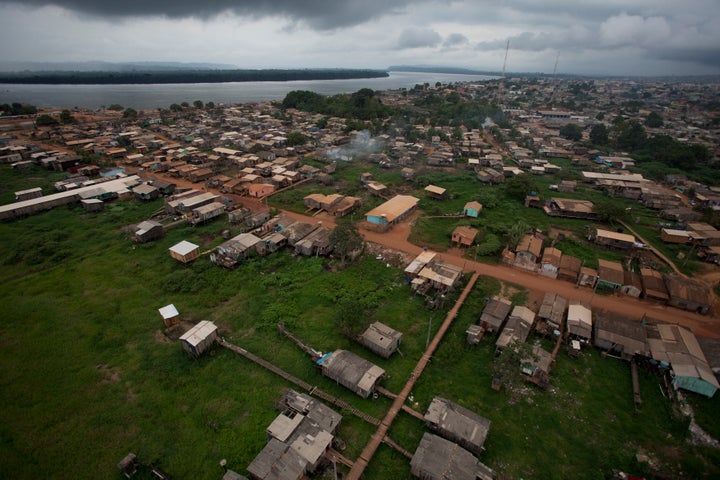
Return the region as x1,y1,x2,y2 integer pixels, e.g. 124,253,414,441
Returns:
1,75,720,480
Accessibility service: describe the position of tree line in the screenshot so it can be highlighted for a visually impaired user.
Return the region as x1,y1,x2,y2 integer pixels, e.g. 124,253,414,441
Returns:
0,69,389,85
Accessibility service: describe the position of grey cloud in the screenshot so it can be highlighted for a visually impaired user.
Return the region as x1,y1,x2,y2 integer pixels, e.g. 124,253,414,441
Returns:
0,0,423,29
443,33,468,47
397,27,442,49
653,46,720,67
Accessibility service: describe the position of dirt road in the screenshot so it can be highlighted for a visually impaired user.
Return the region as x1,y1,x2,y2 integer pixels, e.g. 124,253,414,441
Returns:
360,218,720,339
142,169,720,338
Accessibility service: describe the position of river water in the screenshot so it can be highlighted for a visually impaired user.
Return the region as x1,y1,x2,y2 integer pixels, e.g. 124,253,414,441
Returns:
0,71,496,110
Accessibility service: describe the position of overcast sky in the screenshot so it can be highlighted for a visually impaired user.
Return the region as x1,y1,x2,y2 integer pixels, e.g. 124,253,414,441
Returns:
0,0,719,76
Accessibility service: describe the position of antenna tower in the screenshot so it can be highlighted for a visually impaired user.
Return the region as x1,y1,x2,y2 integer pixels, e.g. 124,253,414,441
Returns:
498,39,510,105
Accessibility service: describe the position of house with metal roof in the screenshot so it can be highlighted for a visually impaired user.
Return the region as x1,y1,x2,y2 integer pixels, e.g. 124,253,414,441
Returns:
451,225,478,247
133,220,164,243
424,184,447,200
567,302,593,347
597,259,624,290
211,233,262,268
365,195,419,228
537,292,567,334
663,275,711,315
593,313,649,360
557,254,582,283
479,296,512,333
592,228,636,251
539,247,562,278
424,397,491,455
646,324,719,398
410,433,494,480
316,350,385,398
640,267,669,302
496,306,536,352
463,201,483,218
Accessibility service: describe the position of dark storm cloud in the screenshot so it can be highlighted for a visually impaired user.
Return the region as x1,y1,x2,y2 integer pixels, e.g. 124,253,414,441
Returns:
653,47,720,67
0,0,422,29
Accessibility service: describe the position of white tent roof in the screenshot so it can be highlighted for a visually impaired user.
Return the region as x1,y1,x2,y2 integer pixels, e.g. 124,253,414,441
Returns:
158,304,179,320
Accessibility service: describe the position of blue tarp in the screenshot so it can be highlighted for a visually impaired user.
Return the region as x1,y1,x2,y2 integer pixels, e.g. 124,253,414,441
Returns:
316,351,333,365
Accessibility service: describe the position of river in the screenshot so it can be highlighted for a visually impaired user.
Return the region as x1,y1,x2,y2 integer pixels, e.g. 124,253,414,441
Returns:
0,71,496,110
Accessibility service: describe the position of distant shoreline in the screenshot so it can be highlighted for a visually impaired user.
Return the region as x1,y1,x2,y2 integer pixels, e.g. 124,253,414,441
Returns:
0,68,389,85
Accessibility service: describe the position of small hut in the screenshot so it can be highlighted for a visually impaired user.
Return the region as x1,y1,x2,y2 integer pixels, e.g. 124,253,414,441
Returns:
169,240,200,263
179,320,218,357
81,198,104,212
359,322,403,358
158,304,179,327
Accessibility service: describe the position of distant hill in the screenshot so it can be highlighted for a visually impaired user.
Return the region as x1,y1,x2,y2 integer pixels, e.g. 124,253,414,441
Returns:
0,61,239,73
388,65,500,76
389,65,720,83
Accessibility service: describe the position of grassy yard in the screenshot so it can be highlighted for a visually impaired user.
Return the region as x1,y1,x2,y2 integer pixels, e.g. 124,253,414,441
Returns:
1,166,718,479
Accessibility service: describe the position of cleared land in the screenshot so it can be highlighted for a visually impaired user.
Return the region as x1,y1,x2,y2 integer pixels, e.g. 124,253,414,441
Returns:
1,165,720,479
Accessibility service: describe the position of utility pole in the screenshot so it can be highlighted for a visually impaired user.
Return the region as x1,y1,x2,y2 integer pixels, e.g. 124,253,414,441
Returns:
426,316,433,348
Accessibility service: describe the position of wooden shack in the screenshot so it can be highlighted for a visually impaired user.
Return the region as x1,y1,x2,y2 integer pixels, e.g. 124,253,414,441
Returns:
496,306,535,352
452,226,478,247
479,296,512,333
179,320,218,357
359,322,402,358
169,240,200,263
664,275,711,315
539,247,562,278
188,201,225,225
211,233,262,268
424,184,447,200
567,302,593,352
537,292,567,335
597,259,624,290
557,254,582,283
81,198,104,212
134,220,164,243
132,183,159,201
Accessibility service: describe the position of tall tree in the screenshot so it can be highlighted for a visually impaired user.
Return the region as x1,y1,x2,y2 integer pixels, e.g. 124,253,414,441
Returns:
613,119,647,151
559,123,583,141
492,339,537,392
645,111,664,128
329,223,364,266
589,124,609,145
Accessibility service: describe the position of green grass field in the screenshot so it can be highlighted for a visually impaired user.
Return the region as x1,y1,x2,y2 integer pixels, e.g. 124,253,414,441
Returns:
1,165,718,479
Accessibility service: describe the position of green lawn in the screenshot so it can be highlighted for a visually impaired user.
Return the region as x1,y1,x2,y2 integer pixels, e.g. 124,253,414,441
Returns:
0,165,718,479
